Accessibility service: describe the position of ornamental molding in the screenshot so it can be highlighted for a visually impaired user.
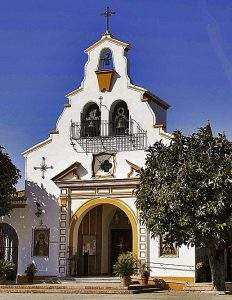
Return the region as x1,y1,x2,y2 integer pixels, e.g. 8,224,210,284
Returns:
128,85,170,110
54,177,139,189
56,177,139,199
65,87,83,98
84,34,130,53
126,159,141,178
153,124,174,141
52,162,86,182
22,137,52,156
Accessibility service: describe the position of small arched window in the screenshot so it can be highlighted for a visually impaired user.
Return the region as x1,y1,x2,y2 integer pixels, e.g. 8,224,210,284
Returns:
81,102,101,137
98,48,114,71
110,101,129,136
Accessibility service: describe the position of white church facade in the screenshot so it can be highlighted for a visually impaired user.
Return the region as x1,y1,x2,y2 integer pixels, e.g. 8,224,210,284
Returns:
0,31,197,282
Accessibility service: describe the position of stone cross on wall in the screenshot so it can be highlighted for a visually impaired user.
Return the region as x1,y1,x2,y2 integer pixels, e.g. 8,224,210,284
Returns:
34,157,53,179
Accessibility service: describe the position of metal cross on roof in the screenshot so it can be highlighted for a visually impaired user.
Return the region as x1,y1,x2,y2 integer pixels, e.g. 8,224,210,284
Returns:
34,157,53,179
101,6,115,34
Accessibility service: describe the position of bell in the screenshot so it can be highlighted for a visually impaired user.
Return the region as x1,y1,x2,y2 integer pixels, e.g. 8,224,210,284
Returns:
116,118,124,129
88,121,94,128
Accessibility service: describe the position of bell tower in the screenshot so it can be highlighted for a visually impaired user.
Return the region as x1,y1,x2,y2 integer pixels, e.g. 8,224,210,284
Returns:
95,48,115,92
95,7,116,92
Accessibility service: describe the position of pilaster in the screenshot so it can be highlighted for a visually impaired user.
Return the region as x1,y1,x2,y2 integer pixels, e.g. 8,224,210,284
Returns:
58,188,71,276
138,212,149,263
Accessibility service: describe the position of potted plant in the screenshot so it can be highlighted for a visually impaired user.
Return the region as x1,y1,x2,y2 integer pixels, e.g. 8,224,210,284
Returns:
0,260,15,284
138,262,151,285
25,263,37,283
113,252,137,287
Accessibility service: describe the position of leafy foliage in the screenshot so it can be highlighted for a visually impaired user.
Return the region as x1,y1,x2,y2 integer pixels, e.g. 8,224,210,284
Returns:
138,261,151,277
0,260,15,279
113,252,137,277
135,124,232,290
135,124,232,249
25,263,37,276
0,146,20,217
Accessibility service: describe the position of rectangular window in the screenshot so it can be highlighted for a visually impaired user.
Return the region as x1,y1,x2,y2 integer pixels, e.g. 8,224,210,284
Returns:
159,236,178,257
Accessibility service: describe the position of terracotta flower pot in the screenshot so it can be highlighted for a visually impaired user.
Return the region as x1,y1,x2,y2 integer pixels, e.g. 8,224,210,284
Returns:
141,275,149,285
122,275,131,287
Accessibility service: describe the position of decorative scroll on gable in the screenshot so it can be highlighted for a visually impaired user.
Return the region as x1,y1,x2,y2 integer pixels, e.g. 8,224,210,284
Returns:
126,160,141,178
52,162,87,184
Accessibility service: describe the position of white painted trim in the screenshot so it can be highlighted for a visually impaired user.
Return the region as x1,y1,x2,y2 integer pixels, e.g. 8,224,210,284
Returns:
84,34,130,53
65,87,83,98
22,137,52,156
159,127,174,140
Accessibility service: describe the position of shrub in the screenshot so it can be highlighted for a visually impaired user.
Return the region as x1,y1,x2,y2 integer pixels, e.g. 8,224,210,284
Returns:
138,261,151,277
25,263,37,276
113,252,137,277
0,260,15,280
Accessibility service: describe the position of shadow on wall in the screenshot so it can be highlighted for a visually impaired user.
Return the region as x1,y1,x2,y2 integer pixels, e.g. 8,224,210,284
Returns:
26,180,59,223
20,181,60,275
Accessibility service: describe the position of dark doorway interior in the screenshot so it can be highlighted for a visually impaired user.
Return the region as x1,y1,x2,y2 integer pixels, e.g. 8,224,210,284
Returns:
109,209,132,273
71,205,133,277
226,247,232,282
0,223,18,280
196,247,232,282
110,228,132,273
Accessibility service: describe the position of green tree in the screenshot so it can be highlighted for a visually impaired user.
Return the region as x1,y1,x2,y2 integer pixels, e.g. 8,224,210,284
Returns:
0,146,20,217
135,124,232,291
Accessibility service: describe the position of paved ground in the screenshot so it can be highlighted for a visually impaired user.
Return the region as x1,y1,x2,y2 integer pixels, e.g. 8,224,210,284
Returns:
0,292,231,300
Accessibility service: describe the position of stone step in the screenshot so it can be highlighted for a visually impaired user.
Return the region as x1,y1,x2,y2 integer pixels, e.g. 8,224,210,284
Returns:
186,282,212,286
63,276,121,283
0,284,157,290
185,284,212,287
184,287,214,291
0,285,160,295
0,289,129,294
0,285,122,290
184,283,214,292
0,282,160,294
184,282,232,293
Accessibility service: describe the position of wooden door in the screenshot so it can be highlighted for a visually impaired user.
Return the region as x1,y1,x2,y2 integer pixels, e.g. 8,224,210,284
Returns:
76,206,102,276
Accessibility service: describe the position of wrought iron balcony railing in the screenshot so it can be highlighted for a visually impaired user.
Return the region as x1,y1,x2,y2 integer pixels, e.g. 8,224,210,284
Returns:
70,118,147,153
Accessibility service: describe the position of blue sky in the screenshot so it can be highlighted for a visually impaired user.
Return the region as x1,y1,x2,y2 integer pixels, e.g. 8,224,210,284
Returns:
0,0,231,188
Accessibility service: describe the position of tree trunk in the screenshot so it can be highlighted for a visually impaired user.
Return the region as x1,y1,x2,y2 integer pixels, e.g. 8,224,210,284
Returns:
207,246,226,291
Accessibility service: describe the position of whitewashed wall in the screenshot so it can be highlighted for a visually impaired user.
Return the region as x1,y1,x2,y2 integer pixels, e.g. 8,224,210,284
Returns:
149,236,195,278
0,34,195,279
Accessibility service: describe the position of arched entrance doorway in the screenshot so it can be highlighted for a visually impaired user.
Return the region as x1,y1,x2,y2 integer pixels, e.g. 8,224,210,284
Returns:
69,198,138,276
0,223,18,279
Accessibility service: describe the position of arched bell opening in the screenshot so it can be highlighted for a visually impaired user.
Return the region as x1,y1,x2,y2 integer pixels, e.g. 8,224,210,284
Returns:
69,201,136,277
80,102,101,137
109,100,129,136
0,223,18,280
98,48,114,71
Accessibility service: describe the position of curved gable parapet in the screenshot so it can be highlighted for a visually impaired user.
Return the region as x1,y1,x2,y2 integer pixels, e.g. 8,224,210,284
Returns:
23,33,171,160
81,36,132,93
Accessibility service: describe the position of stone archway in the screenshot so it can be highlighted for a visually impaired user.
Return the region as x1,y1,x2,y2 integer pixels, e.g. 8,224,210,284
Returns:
69,198,138,276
